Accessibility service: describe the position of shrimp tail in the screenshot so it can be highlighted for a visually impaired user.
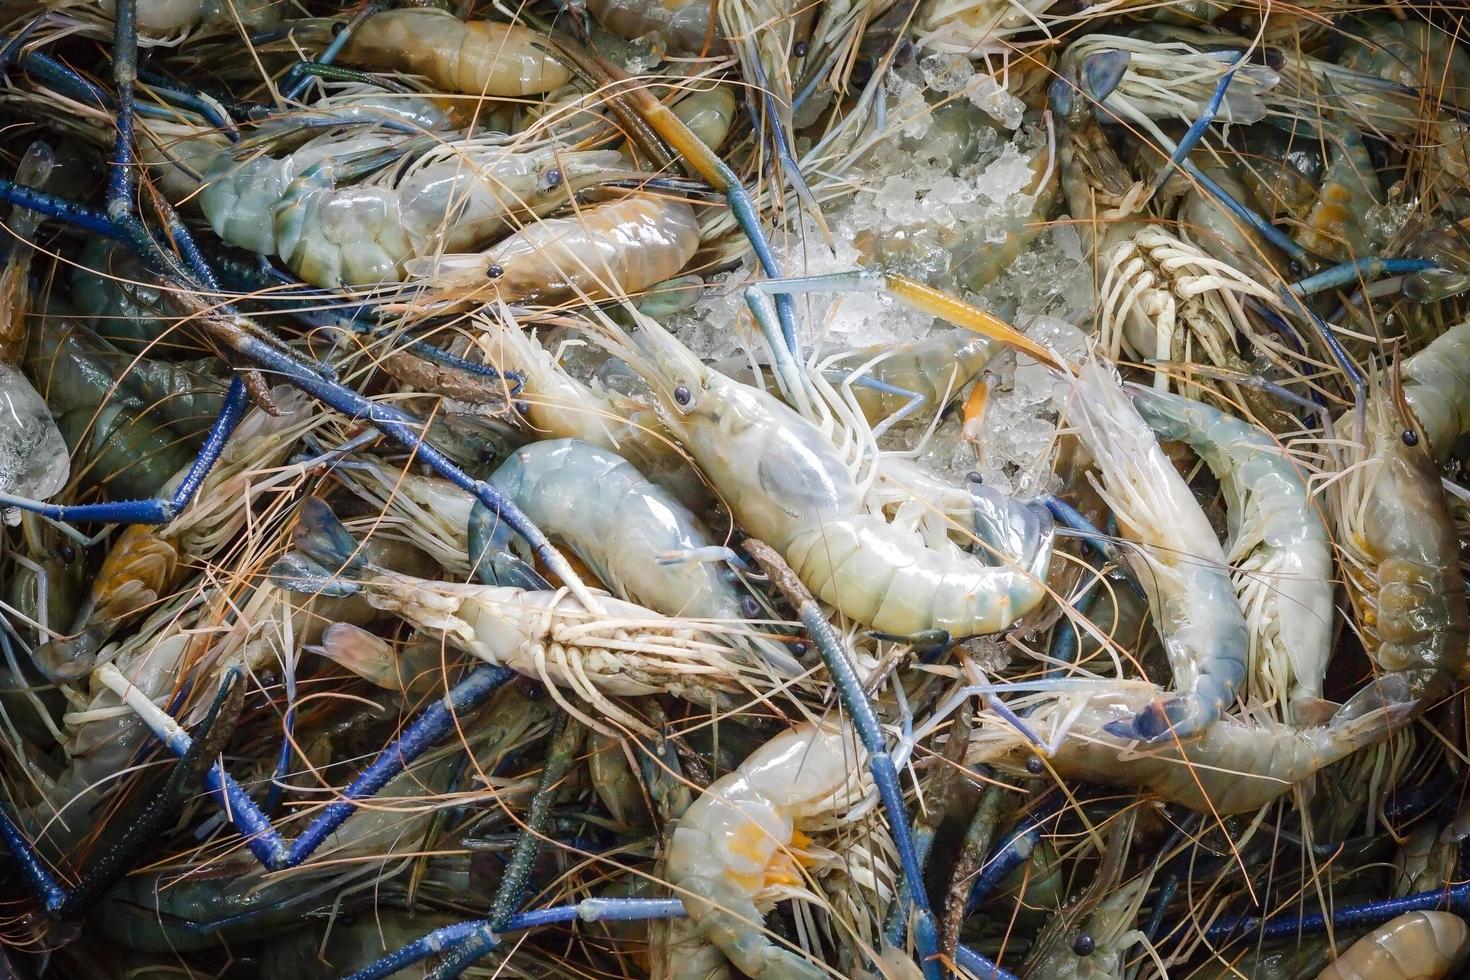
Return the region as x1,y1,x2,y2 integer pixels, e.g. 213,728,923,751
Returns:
268,497,371,596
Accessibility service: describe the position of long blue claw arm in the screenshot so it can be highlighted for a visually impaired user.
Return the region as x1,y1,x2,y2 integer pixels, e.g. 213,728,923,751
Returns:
0,375,250,525
344,899,688,980
963,794,1059,914
1286,256,1440,296
743,539,943,980
98,660,516,872
1204,881,1470,943
1152,58,1239,192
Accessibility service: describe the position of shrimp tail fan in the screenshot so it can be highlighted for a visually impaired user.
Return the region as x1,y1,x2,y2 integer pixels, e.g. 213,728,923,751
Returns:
269,497,370,596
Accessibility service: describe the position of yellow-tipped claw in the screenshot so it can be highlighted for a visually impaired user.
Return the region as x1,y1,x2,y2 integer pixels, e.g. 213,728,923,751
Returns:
883,274,1063,370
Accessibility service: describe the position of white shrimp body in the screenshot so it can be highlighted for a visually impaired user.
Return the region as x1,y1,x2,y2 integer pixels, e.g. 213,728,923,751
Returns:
1064,360,1248,741
1315,911,1469,980
95,0,283,36
666,723,857,979
968,683,1406,814
341,8,571,97
1129,385,1333,724
406,196,701,303
276,146,628,287
613,314,1055,638
1403,320,1470,463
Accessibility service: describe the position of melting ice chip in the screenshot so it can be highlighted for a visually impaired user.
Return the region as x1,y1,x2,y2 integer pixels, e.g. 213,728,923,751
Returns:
0,362,69,508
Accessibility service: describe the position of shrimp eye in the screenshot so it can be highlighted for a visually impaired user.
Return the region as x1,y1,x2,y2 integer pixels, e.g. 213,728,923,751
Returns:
1071,933,1096,957
1025,755,1044,774
673,384,693,407
739,595,761,618
58,544,77,563
791,640,808,656
487,263,505,280
793,40,808,57
542,167,563,190
1402,429,1419,446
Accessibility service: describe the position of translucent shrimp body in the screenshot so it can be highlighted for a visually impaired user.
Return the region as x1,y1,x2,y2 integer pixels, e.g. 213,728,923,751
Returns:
1065,360,1248,741
341,8,572,97
484,320,708,509
1316,911,1469,980
614,314,1056,639
406,196,701,303
666,723,857,979
1334,380,1469,717
1130,386,1333,724
968,683,1406,814
1402,320,1470,463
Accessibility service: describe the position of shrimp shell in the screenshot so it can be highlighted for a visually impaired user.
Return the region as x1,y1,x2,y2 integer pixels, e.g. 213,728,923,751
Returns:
408,197,701,303
1316,911,1469,980
342,9,571,97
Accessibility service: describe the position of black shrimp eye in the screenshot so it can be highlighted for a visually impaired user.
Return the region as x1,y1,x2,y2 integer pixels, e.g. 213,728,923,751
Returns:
58,544,77,563
1402,429,1420,446
487,263,505,280
1025,755,1045,774
543,167,563,189
739,595,761,618
673,384,692,407
793,40,808,57
1071,933,1096,957
791,640,808,656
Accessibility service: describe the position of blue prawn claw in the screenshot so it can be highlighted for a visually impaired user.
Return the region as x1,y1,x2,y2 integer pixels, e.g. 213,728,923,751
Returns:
1104,696,1209,743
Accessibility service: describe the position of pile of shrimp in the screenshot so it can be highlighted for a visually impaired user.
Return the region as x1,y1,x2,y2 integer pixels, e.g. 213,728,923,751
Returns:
1,0,1470,976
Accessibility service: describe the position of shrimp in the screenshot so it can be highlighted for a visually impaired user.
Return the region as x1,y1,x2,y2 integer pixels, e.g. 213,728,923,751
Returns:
587,0,722,53
1063,360,1248,741
599,312,1056,640
1026,874,1150,980
1401,320,1470,464
479,439,800,673
1332,373,1469,719
404,195,701,304
1315,911,1469,980
967,681,1410,814
1129,386,1333,724
273,498,753,734
1293,123,1382,263
340,8,571,97
201,130,627,288
665,723,857,979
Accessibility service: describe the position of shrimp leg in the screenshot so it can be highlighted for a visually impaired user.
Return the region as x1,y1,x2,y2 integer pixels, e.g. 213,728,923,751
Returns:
0,667,242,918
93,658,517,872
1205,881,1470,943
746,539,947,980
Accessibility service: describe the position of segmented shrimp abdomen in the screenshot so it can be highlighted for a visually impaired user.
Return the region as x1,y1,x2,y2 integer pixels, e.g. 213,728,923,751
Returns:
1315,911,1468,980
275,184,414,288
342,9,571,97
586,0,721,53
784,515,1048,637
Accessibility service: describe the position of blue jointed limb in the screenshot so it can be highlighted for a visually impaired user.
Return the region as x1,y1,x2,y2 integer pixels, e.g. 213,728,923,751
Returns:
427,712,585,978
0,375,249,527
0,667,243,918
964,793,1061,914
954,944,1020,980
1152,58,1239,192
1203,881,1470,944
1285,256,1439,296
742,538,942,980
343,899,688,980
95,659,516,872
281,0,390,101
